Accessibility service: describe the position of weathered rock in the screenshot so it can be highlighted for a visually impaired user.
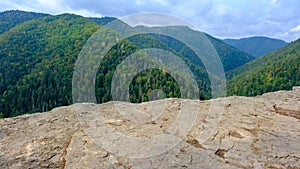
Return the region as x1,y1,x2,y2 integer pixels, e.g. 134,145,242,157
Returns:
0,88,300,169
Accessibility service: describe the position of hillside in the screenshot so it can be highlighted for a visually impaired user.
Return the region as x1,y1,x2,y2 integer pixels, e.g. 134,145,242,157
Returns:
0,88,299,168
0,14,211,117
207,34,255,71
223,36,287,58
0,12,256,117
0,10,49,34
227,38,300,96
136,26,255,72
89,16,116,25
0,14,101,117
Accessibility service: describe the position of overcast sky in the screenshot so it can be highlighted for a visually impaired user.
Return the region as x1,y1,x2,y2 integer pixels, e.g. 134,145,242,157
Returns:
1,0,299,42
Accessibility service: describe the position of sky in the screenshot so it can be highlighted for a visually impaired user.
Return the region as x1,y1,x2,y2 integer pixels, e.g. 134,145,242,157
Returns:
0,0,299,42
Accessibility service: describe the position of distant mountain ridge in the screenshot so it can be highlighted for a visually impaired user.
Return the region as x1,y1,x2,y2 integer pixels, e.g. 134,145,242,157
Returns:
135,25,255,72
223,36,287,58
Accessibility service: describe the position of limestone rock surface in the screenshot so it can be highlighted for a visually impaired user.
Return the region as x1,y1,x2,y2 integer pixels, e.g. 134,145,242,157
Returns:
1,87,300,169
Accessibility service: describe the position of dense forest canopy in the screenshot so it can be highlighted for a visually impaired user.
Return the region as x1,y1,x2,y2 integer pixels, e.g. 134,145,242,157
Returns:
227,38,300,96
0,10,49,34
0,10,298,118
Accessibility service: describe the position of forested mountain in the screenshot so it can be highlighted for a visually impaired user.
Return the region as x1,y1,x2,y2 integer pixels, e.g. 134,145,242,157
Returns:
223,36,287,58
135,26,255,72
0,14,101,117
207,34,255,71
89,17,116,26
0,10,49,34
0,13,208,117
227,38,300,96
0,11,256,117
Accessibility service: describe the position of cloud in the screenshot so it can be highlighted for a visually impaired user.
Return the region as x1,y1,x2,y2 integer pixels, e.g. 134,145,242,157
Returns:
198,0,300,41
57,0,213,18
278,24,300,42
267,0,300,22
0,0,299,41
291,25,300,33
0,0,102,17
170,0,212,17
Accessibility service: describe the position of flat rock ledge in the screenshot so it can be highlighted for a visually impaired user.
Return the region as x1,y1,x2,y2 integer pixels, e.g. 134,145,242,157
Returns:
1,87,300,169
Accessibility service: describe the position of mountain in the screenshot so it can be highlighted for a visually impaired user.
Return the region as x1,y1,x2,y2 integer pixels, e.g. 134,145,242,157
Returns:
0,11,255,117
223,36,287,58
0,14,209,117
0,14,101,117
137,26,255,72
1,88,299,168
227,38,300,96
206,34,255,72
0,10,49,34
89,16,116,25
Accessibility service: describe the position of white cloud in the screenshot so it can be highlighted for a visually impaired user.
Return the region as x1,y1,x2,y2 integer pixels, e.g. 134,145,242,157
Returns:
171,0,212,17
0,0,299,41
291,25,300,33
216,4,229,16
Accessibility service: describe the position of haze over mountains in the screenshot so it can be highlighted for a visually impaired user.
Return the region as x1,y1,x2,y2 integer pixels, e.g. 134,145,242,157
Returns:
0,10,299,118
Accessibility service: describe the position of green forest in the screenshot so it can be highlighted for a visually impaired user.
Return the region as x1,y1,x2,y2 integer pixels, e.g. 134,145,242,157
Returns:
0,10,49,34
0,11,299,118
227,39,300,96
